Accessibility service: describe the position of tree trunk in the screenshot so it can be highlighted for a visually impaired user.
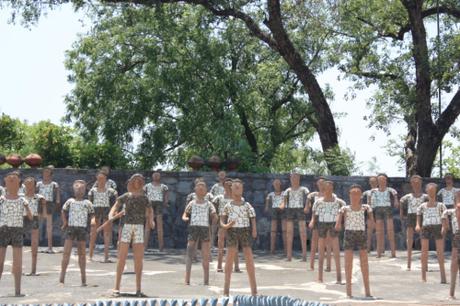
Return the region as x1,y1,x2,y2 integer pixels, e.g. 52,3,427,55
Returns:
265,0,340,173
404,120,417,176
235,104,259,156
414,129,442,177
403,0,437,177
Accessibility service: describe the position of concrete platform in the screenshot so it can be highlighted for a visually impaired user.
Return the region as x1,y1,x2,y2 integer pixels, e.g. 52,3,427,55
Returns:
0,247,458,305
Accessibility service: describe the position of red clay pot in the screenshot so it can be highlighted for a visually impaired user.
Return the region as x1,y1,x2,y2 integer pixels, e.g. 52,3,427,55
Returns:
226,158,240,171
187,155,205,171
207,155,221,171
6,154,23,168
24,153,43,168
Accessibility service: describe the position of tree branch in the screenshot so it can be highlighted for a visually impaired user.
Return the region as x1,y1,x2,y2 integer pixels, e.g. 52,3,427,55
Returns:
284,126,313,140
234,103,259,155
436,88,460,135
350,70,400,81
103,0,278,50
282,109,314,141
118,59,145,73
354,4,460,41
338,39,400,82
271,78,299,112
163,138,186,153
307,31,330,67
263,0,338,150
423,5,460,19
355,16,405,40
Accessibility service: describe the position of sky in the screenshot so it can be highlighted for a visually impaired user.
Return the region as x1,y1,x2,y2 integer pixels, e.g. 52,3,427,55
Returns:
0,5,87,125
0,4,407,176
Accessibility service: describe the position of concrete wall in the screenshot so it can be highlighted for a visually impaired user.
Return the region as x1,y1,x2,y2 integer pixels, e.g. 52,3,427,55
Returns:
0,168,450,250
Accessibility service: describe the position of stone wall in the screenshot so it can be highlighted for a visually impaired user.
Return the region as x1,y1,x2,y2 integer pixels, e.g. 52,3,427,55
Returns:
0,168,451,250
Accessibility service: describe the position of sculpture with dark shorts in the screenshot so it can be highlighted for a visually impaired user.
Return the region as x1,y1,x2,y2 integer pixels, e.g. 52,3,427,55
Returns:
416,183,447,284
369,174,399,258
143,172,169,251
442,199,460,299
309,181,344,284
336,184,373,299
110,174,154,297
264,178,286,255
88,170,117,262
23,176,46,276
220,179,257,297
0,171,32,297
279,169,309,262
36,165,60,254
60,180,95,286
182,180,217,285
400,175,428,271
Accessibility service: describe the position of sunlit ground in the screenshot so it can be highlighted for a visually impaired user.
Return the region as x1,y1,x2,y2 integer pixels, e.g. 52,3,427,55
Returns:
0,247,457,305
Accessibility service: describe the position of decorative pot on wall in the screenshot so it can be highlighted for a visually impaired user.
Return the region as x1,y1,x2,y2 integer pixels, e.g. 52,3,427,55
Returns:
225,158,240,171
24,153,43,168
207,155,221,171
6,154,23,168
187,155,205,171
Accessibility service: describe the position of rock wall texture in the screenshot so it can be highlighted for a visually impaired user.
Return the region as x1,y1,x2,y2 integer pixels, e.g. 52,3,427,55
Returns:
0,168,452,250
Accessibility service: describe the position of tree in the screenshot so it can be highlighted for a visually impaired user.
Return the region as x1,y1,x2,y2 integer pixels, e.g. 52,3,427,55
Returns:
2,0,349,174
28,121,76,167
63,5,344,172
72,138,131,169
337,0,460,176
0,113,131,169
0,113,28,153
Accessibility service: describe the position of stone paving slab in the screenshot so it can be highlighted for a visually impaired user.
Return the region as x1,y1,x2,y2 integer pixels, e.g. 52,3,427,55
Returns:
0,247,458,305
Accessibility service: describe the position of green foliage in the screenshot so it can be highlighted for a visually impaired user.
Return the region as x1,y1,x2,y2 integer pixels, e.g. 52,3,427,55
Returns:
1,0,83,26
336,0,460,175
270,142,357,176
0,1,359,175
2,0,353,174
436,140,460,178
338,0,460,131
338,0,417,132
0,113,27,152
0,113,130,169
72,138,131,169
28,121,75,167
63,5,322,171
323,146,357,176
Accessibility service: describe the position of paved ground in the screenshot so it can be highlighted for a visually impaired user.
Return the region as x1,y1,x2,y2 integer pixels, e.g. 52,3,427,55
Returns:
0,246,458,305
